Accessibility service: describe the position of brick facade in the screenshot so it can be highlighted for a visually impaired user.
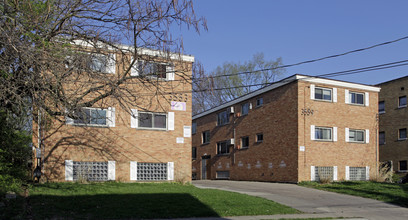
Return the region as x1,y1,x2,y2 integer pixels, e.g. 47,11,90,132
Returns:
33,47,194,182
192,75,379,183
378,76,408,173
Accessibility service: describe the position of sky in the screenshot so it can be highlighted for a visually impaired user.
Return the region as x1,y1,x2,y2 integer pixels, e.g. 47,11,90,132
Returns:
174,0,408,85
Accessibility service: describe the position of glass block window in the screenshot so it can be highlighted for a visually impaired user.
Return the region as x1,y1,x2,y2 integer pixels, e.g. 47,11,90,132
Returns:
349,167,366,181
216,171,230,179
137,163,167,181
314,166,333,182
73,161,108,181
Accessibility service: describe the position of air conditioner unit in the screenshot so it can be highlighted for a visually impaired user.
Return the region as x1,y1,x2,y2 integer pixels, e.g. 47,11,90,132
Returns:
229,138,235,145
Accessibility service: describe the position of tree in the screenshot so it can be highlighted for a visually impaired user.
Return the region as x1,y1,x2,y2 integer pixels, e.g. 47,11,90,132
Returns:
192,53,285,114
0,0,206,181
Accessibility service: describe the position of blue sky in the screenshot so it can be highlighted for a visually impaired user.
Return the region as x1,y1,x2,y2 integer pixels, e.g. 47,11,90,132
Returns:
176,0,408,85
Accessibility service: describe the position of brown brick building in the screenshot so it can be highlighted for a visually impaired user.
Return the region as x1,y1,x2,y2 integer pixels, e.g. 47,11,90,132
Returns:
33,44,194,182
192,75,380,183
378,75,408,173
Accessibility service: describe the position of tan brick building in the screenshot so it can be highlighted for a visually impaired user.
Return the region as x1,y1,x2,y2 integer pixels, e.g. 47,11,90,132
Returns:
378,75,408,173
33,44,194,182
192,75,380,183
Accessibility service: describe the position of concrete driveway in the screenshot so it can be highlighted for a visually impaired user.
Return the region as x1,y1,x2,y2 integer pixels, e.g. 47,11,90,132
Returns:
193,180,408,220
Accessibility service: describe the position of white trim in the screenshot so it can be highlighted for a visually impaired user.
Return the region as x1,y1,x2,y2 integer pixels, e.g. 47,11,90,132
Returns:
345,128,349,142
365,129,370,144
107,107,115,127
106,53,116,74
166,65,175,81
333,127,338,142
193,74,380,120
333,166,338,181
130,161,137,181
333,88,337,102
130,57,139,76
167,162,174,180
131,109,138,128
72,39,194,62
65,160,73,181
311,166,315,181
310,84,315,100
365,92,369,106
366,166,370,180
345,89,350,104
345,166,350,180
108,161,115,181
310,125,315,140
168,112,175,130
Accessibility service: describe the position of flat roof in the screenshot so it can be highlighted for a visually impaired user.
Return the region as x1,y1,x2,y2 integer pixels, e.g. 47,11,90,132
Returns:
376,75,408,86
192,74,380,120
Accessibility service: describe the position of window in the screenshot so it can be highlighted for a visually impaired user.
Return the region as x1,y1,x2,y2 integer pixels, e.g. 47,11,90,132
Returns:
349,129,365,143
217,141,229,155
315,127,332,141
256,97,263,107
138,112,167,129
217,110,229,126
73,161,108,181
256,133,263,143
349,91,364,105
379,131,385,145
314,87,332,101
241,103,249,116
399,96,407,108
349,167,367,181
379,101,385,113
192,122,197,134
73,108,107,126
314,166,334,182
192,147,197,160
399,160,407,171
216,171,230,179
89,53,115,74
399,128,407,140
202,131,210,144
137,163,168,181
137,61,167,79
241,136,249,149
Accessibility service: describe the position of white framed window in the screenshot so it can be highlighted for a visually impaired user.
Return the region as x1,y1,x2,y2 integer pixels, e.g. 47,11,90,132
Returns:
241,103,249,116
192,122,197,134
379,131,385,145
346,166,369,181
399,96,407,108
131,60,174,80
217,110,229,126
314,87,332,101
311,126,336,141
349,129,365,143
379,101,385,114
217,141,229,155
67,107,115,127
399,128,407,140
130,162,173,181
202,130,210,144
89,53,116,74
241,136,249,149
137,112,167,130
311,166,337,181
256,133,263,143
349,91,364,105
256,97,263,107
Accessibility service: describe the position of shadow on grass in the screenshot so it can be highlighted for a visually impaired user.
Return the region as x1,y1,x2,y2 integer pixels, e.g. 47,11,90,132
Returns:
30,193,221,219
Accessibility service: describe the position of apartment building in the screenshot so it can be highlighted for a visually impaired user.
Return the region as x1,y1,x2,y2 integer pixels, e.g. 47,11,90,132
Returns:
378,75,408,174
192,74,380,182
33,43,194,182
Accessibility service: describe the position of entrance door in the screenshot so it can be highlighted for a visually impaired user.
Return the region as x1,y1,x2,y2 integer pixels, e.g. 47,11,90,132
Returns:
201,155,211,179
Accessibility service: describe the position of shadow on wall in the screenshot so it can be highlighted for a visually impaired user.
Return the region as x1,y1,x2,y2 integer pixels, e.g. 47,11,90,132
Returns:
29,192,221,219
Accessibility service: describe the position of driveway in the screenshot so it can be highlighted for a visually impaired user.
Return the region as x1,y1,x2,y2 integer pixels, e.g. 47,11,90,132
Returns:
193,180,408,220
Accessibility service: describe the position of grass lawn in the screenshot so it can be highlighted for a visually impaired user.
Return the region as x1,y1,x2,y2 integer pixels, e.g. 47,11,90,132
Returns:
4,182,299,219
299,181,408,207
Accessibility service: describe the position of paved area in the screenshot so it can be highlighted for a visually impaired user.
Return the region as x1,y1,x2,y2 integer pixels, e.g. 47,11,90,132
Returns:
192,180,408,220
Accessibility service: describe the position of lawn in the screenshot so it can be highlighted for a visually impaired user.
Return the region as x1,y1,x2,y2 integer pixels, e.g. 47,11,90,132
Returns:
3,182,299,219
299,181,408,207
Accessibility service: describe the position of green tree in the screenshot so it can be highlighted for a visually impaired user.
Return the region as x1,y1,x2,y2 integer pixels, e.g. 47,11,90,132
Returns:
193,53,285,114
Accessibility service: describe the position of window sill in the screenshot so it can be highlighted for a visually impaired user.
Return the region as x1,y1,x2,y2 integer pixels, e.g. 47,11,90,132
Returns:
379,111,385,114
379,143,386,145
256,141,263,144
201,142,210,146
313,139,333,142
68,124,109,128
216,153,230,156
398,170,408,173
240,147,249,150
398,105,407,109
347,103,365,107
347,141,366,144
398,138,407,141
313,98,333,103
216,123,230,127
136,127,167,131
